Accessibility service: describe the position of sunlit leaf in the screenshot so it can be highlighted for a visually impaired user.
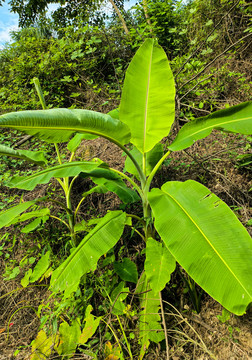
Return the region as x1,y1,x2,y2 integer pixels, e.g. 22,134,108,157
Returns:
145,238,176,294
51,211,126,296
120,38,175,153
0,108,131,145
149,180,252,315
8,161,102,190
169,101,252,151
79,305,101,344
0,201,36,229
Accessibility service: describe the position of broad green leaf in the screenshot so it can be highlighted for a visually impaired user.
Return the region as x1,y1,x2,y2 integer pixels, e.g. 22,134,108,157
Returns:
114,257,138,283
110,281,129,315
136,273,164,359
0,201,36,229
145,238,176,294
120,38,175,153
0,108,131,145
56,319,81,357
79,305,101,344
0,144,47,165
124,143,164,179
8,160,102,190
169,101,252,151
148,180,252,315
80,166,120,181
50,211,126,295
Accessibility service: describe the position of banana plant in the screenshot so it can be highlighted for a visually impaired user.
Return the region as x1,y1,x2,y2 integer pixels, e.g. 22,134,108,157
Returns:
0,38,252,358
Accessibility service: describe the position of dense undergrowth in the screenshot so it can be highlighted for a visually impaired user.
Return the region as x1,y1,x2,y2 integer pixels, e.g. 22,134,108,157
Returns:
0,0,251,359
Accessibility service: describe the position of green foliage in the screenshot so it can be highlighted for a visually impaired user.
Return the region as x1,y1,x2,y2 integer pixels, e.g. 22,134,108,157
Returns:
145,238,176,294
51,211,127,296
0,24,132,111
120,38,175,154
149,180,252,315
114,257,138,283
0,37,251,359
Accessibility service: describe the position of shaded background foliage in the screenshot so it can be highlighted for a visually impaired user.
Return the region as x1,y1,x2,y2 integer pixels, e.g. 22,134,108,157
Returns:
0,0,251,114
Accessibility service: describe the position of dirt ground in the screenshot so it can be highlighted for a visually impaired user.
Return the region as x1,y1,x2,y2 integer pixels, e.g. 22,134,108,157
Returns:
0,129,251,359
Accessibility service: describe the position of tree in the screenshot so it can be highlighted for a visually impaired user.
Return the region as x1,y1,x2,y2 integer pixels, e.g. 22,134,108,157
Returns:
1,0,106,28
1,0,130,31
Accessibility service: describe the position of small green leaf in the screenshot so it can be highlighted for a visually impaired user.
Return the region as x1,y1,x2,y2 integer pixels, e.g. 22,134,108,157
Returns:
21,216,49,233
145,238,176,294
51,211,126,295
29,251,51,283
114,258,138,283
21,268,32,287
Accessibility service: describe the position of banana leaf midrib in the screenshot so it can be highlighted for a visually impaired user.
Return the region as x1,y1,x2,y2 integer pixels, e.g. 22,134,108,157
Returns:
176,116,250,139
164,190,252,299
0,124,121,144
12,161,101,179
143,45,153,153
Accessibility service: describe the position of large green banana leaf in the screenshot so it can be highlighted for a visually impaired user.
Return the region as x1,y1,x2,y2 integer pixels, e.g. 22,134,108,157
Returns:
0,144,47,165
148,180,252,315
120,38,175,154
0,201,36,229
169,101,252,151
7,161,103,190
50,211,126,296
0,109,131,145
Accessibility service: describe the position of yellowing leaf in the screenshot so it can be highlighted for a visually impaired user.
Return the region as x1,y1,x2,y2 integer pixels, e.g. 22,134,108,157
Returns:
30,330,53,360
104,342,121,360
79,305,101,344
56,320,81,357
